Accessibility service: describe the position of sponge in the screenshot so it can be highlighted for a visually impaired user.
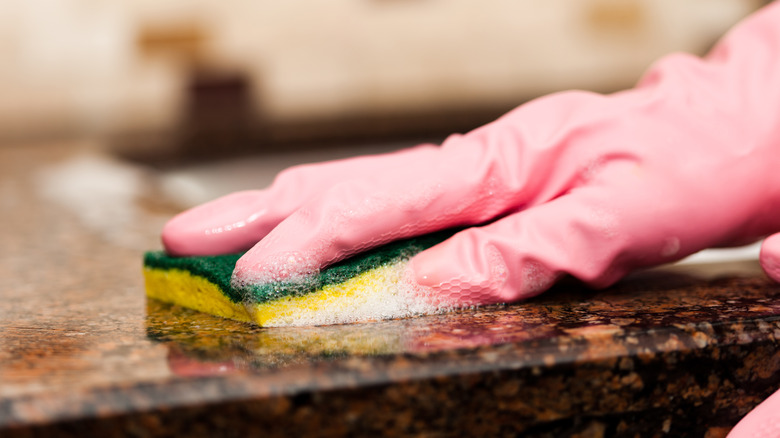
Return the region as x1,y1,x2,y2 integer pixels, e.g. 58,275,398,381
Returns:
144,231,452,326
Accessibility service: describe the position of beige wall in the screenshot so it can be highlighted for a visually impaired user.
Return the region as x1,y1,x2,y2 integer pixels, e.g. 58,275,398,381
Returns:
0,0,765,144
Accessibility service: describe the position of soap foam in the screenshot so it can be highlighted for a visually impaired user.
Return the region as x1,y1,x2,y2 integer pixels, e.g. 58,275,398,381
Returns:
231,251,321,294
240,260,455,327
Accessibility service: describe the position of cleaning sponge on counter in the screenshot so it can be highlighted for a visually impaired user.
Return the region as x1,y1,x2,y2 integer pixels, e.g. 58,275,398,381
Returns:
144,231,452,326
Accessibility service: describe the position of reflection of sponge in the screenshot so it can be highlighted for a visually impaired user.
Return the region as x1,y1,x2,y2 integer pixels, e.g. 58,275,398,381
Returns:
144,232,451,327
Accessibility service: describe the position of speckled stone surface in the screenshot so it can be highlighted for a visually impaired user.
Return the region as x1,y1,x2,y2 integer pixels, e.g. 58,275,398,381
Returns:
1,142,778,437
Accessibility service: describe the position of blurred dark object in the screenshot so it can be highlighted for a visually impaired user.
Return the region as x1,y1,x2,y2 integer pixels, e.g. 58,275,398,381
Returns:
1,1,767,166
113,68,512,166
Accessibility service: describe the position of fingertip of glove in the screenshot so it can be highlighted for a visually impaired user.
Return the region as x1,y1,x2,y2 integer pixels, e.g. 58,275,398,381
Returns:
161,208,238,256
409,238,515,306
231,249,320,290
161,191,272,256
161,213,198,256
726,388,780,438
759,233,780,283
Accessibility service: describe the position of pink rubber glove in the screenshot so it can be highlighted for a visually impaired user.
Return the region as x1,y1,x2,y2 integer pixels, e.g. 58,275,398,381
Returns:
164,2,780,300
729,387,780,437
163,5,780,432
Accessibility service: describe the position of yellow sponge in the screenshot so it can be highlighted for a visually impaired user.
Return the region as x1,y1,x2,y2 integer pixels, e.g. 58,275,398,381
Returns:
144,232,452,326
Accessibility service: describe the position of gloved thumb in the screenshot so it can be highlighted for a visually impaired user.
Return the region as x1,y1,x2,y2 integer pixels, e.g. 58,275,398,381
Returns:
727,387,780,437
759,233,780,283
718,238,780,438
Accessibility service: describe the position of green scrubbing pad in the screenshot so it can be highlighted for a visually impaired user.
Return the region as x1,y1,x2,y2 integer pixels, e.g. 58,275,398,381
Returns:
144,231,453,326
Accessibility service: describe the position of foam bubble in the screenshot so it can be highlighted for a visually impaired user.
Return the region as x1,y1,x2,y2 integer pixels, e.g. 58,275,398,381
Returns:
520,259,556,298
242,261,458,327
231,251,320,290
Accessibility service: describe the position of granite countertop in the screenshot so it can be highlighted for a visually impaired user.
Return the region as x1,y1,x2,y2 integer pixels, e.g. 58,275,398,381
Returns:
1,142,778,437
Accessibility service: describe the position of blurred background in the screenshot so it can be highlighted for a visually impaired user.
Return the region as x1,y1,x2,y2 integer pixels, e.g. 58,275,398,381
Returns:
1,0,768,162
0,0,771,262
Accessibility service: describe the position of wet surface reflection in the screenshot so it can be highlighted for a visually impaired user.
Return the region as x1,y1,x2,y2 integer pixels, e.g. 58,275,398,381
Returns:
145,269,780,376
3,142,779,434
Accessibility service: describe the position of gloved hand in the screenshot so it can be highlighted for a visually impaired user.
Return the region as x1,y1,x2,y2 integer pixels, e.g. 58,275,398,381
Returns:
163,2,780,303
162,3,780,433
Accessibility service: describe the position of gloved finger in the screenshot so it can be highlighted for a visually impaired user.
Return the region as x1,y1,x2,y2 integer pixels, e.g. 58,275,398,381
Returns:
727,387,780,437
162,190,280,256
759,232,780,283
230,170,515,287
409,160,693,306
408,185,623,305
165,88,628,258
162,145,439,256
229,91,637,286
